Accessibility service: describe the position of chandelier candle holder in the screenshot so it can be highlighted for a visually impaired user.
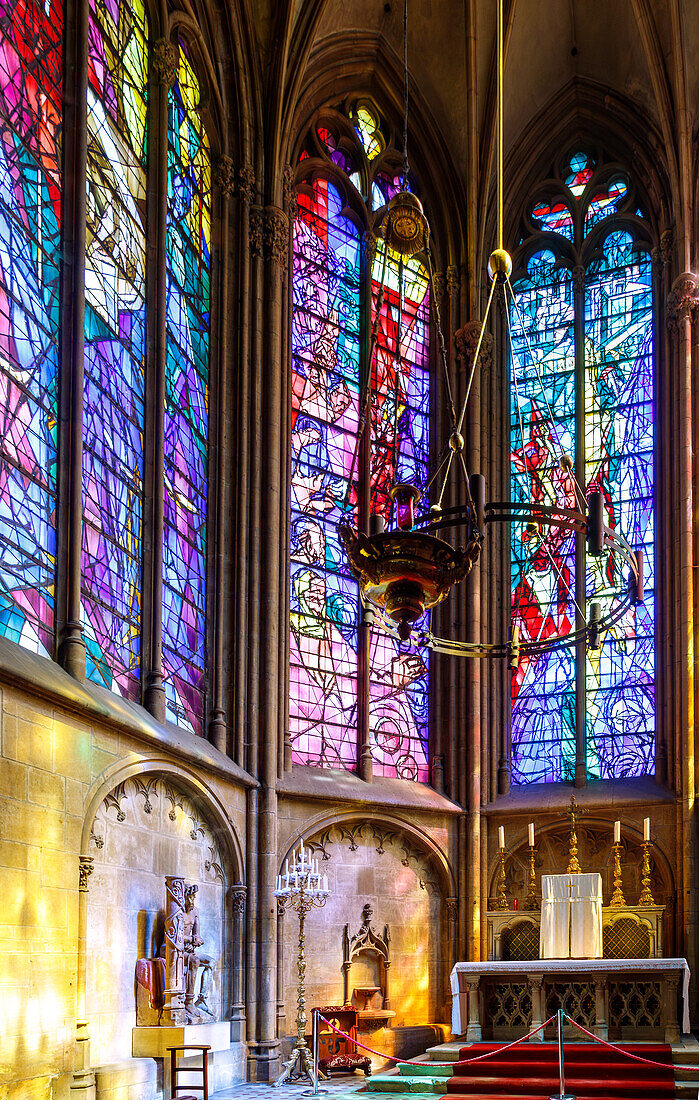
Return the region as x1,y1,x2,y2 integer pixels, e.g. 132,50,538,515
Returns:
523,822,538,911
273,842,330,1089
638,816,656,906
609,820,627,908
496,826,509,910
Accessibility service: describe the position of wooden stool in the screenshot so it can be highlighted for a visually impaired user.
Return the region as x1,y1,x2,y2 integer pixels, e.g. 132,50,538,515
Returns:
167,1045,211,1100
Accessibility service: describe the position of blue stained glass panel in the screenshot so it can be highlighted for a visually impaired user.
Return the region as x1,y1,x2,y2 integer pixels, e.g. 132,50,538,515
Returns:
163,41,210,735
510,252,577,784
584,232,654,778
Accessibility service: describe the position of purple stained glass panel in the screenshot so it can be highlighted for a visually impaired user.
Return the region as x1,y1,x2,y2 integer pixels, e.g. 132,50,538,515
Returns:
290,177,360,768
0,0,62,655
163,41,210,735
81,0,147,697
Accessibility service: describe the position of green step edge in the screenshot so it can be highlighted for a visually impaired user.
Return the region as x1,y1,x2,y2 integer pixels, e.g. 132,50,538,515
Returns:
365,1076,449,1093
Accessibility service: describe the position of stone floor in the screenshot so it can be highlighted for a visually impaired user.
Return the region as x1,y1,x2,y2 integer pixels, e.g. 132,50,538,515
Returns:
214,1077,371,1100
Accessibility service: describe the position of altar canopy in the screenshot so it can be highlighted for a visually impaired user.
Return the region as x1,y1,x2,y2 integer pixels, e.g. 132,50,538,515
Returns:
540,873,603,959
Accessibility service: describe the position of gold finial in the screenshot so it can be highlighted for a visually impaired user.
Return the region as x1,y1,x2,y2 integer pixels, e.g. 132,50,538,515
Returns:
566,795,586,874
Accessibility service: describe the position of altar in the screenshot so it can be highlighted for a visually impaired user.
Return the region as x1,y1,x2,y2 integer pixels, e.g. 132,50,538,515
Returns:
450,958,690,1044
451,805,688,1044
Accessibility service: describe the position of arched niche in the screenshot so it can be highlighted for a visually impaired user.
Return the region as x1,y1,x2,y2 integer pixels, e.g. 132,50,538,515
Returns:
83,768,242,1069
278,813,453,1046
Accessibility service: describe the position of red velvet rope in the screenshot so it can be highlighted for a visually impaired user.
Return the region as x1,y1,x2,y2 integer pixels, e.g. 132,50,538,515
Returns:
564,1013,698,1069
316,1013,556,1067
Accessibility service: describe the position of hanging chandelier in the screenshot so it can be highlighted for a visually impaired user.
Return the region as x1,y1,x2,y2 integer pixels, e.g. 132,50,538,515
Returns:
339,0,645,666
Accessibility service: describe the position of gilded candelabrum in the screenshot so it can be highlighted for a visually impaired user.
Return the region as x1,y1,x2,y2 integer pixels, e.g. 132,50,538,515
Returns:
495,846,510,910
609,842,627,907
566,795,585,874
638,841,655,906
523,845,538,910
273,846,329,1088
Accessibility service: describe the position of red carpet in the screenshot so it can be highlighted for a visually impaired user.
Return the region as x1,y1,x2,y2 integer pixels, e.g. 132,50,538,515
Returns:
446,1042,675,1100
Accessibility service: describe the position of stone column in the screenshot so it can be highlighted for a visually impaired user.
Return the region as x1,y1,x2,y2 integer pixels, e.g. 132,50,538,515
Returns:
163,876,186,1025
465,977,481,1042
230,885,247,1041
593,978,608,1040
383,960,391,1010
527,974,544,1042
663,974,681,1044
70,856,95,1100
276,896,286,1037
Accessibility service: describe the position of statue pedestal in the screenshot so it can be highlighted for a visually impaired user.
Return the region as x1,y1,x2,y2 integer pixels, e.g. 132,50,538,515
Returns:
133,1022,230,1093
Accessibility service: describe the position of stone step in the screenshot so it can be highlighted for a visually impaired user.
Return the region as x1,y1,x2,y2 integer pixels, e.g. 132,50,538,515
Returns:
365,1074,448,1093
398,1064,454,1077
425,1043,463,1063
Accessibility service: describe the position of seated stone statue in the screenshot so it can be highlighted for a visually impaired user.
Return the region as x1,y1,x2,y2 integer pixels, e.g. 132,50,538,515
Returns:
183,884,215,1022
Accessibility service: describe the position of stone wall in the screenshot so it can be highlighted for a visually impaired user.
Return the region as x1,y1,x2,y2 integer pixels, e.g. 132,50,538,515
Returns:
0,676,249,1100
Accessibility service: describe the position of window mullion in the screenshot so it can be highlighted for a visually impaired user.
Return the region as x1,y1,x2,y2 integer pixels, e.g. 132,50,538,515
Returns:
573,264,587,787
56,0,89,677
357,230,373,780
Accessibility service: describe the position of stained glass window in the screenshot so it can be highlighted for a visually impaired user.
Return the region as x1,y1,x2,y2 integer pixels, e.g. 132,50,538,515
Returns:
510,153,654,784
369,243,430,781
290,105,431,780
0,0,62,655
82,0,148,697
163,41,210,735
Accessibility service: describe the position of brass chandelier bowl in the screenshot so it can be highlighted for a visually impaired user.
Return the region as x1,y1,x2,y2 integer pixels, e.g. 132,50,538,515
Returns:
339,524,481,641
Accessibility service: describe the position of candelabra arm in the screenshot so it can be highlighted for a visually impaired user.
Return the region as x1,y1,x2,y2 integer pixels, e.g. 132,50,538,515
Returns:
523,845,538,910
609,842,626,907
638,841,655,906
495,847,509,910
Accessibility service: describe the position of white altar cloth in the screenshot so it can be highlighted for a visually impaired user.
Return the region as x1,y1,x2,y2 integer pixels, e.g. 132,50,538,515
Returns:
449,958,691,1036
540,873,602,959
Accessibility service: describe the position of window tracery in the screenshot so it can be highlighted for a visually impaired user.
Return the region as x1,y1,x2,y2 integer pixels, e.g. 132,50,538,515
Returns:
510,149,655,784
290,101,430,781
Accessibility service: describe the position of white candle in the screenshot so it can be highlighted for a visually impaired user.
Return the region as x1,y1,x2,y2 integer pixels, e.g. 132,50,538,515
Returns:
498,826,505,849
528,822,535,847
300,839,304,862
323,874,328,892
614,820,621,844
285,858,289,875
644,817,650,842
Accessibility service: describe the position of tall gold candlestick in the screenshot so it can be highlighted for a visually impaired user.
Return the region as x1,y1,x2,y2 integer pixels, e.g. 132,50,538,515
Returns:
566,795,585,873
495,846,509,910
609,841,626,907
638,841,655,906
523,844,538,910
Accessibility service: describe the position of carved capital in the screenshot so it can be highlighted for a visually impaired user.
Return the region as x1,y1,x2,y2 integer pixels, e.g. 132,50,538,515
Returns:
152,38,177,86
214,155,236,198
666,272,699,329
447,264,460,300
454,319,494,373
283,164,298,219
230,884,247,915
238,164,255,205
571,264,585,293
432,271,446,305
79,855,94,892
249,206,264,260
660,228,673,266
445,897,458,922
364,230,379,267
265,206,289,268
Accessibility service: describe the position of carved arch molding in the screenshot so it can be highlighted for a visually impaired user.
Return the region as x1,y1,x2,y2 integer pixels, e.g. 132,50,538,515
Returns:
304,819,449,901
89,775,226,885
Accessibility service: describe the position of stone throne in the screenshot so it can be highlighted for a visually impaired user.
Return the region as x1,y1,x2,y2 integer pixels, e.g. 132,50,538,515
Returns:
342,904,395,1028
